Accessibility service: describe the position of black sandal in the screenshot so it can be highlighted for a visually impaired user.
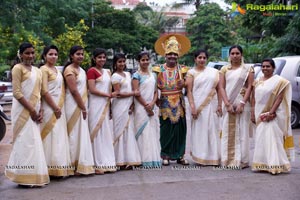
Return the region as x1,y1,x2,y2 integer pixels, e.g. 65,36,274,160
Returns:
177,158,189,165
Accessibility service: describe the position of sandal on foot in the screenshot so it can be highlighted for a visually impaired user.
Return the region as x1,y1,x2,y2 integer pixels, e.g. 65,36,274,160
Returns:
74,172,82,176
95,170,105,175
124,165,133,170
162,159,170,166
177,158,189,165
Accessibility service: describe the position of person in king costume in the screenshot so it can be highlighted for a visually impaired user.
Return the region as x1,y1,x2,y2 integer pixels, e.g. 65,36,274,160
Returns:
153,34,190,166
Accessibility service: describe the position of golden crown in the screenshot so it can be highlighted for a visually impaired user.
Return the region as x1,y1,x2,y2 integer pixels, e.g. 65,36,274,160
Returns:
154,34,191,57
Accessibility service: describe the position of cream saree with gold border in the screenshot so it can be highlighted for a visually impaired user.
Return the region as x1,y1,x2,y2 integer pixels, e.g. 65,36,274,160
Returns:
88,69,116,172
40,66,73,176
188,67,221,165
64,67,94,174
220,64,251,168
252,75,294,174
112,72,141,166
5,65,49,186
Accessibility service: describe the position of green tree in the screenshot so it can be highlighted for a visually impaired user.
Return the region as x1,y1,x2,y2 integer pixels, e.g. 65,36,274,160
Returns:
53,19,90,67
85,3,158,56
0,0,90,40
0,0,37,32
0,24,44,66
186,2,232,60
271,11,300,56
225,0,294,36
225,0,300,57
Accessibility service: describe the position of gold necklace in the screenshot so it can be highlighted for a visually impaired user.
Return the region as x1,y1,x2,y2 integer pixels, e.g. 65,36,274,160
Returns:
165,65,177,85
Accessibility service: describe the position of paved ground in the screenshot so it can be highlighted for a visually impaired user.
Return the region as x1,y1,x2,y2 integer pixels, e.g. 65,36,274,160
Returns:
1,103,300,200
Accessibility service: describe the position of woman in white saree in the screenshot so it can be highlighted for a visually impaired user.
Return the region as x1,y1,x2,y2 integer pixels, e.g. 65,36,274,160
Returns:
186,49,222,166
111,53,141,169
132,51,161,168
251,58,294,174
219,45,254,168
87,48,117,174
40,45,73,177
5,43,49,186
63,46,94,175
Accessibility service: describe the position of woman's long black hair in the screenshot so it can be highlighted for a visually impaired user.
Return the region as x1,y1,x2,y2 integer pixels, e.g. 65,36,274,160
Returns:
11,42,34,69
112,53,126,74
39,45,59,67
62,45,84,74
91,48,107,67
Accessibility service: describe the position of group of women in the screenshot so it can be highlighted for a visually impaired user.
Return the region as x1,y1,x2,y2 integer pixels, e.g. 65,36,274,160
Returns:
5,42,294,187
5,43,161,187
186,46,294,174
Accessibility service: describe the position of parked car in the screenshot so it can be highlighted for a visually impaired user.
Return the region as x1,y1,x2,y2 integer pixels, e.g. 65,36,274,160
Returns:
0,81,12,104
207,61,261,78
0,93,11,142
256,56,300,128
0,69,12,104
253,63,262,79
207,61,228,70
57,66,64,72
127,68,138,75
